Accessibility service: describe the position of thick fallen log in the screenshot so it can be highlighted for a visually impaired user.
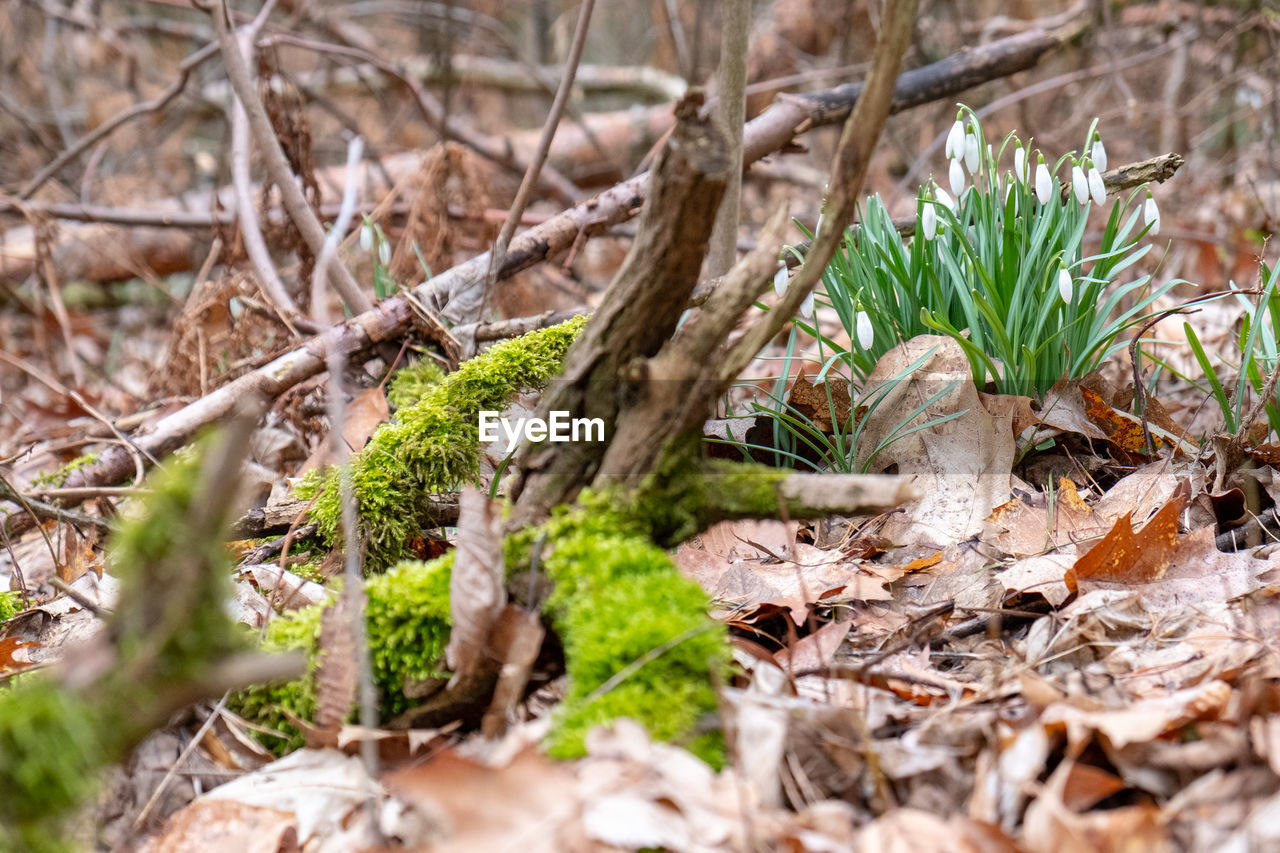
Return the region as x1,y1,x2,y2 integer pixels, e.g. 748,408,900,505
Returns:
0,25,1077,537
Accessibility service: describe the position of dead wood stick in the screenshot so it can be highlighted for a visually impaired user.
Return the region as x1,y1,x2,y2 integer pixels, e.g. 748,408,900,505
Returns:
4,26,1072,539
484,0,596,300
19,42,219,200
209,0,371,315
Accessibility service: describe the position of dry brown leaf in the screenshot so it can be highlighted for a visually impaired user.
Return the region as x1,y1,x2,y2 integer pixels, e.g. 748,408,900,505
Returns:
1067,480,1190,589
296,386,390,474
787,371,851,432
857,336,1014,547
675,539,895,623
446,488,506,684
986,478,1105,557
1040,679,1231,749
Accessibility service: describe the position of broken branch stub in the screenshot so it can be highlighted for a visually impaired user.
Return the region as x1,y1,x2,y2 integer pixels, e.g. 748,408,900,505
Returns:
510,91,730,524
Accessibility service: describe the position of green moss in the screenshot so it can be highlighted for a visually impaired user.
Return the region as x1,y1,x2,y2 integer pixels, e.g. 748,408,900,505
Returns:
32,452,99,489
232,552,455,751
386,358,446,411
0,591,20,622
529,500,729,765
303,316,587,572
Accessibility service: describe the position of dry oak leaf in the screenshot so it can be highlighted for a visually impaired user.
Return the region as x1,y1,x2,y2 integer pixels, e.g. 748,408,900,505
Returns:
986,477,1104,557
857,336,1013,548
1066,479,1190,591
787,371,852,432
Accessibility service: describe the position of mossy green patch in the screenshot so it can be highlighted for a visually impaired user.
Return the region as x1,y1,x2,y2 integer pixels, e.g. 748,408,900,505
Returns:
302,316,586,572
0,591,20,622
386,358,446,411
32,452,99,489
232,552,455,751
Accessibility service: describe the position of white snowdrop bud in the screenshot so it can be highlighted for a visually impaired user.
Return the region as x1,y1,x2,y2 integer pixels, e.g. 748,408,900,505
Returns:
935,186,957,213
945,117,965,160
922,202,938,240
1144,192,1161,236
1071,164,1089,205
856,310,874,350
949,157,966,197
964,132,980,174
800,289,815,319
1057,266,1073,303
359,222,373,253
773,260,789,296
1087,164,1106,206
378,239,391,266
1035,158,1053,205
1014,145,1027,183
1091,137,1107,173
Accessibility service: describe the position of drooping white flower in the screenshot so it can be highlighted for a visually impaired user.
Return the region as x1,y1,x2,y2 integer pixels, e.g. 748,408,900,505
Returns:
945,117,965,160
1144,192,1161,235
964,132,980,174
773,259,788,296
378,239,391,266
1090,137,1107,173
359,222,373,253
949,157,966,197
922,201,938,240
1035,158,1053,205
935,186,957,212
1087,164,1106,206
1014,145,1027,183
856,310,874,350
1058,266,1073,303
800,289,815,319
1071,164,1089,205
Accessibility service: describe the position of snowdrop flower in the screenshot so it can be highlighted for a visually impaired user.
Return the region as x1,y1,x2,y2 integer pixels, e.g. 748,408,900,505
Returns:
1143,192,1161,235
378,239,391,266
922,199,938,240
1057,266,1074,303
1071,163,1089,205
359,222,373,253
1035,156,1053,205
949,157,966,197
1087,162,1106,206
935,186,957,213
945,114,965,160
964,131,980,174
773,259,789,296
800,289,815,319
856,310,874,350
1014,145,1027,183
1090,137,1107,173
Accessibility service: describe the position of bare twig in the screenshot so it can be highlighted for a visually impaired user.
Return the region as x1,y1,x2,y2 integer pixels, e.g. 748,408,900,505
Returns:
20,42,220,199
209,0,371,315
228,0,298,316
718,0,920,382
704,0,750,280
262,33,580,206
310,135,379,775
483,0,595,306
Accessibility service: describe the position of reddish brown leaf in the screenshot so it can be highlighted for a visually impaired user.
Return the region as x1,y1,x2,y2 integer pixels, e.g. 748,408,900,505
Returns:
1067,480,1190,590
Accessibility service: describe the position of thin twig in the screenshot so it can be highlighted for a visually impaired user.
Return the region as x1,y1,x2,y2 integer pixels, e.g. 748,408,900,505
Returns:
228,0,299,317
130,694,231,833
483,0,595,308
20,42,220,199
310,135,380,776
209,0,371,316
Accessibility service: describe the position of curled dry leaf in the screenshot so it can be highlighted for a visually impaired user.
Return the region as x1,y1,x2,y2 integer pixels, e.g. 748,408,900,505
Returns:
446,487,507,683
856,336,1014,547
